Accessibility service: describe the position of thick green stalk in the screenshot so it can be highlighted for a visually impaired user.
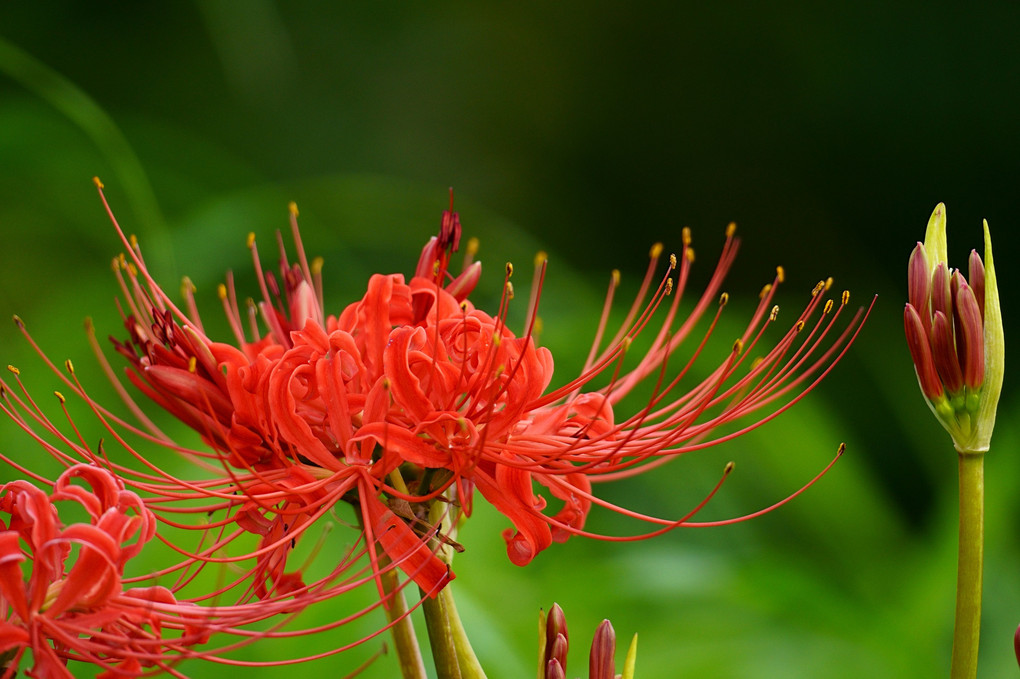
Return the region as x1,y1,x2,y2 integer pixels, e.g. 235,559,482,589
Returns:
951,451,984,679
423,587,463,679
381,565,427,679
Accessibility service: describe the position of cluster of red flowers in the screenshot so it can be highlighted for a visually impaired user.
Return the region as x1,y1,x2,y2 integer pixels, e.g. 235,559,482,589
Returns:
0,181,870,676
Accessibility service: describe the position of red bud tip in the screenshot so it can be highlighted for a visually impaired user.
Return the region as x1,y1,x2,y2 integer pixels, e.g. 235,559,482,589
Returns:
590,619,617,679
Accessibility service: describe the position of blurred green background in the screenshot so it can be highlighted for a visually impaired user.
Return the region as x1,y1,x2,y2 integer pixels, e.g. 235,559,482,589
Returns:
0,2,1017,677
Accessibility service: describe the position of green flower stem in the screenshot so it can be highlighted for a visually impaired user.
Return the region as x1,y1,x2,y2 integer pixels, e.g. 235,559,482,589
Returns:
422,587,463,679
951,451,984,679
381,564,427,679
422,495,486,679
443,585,485,675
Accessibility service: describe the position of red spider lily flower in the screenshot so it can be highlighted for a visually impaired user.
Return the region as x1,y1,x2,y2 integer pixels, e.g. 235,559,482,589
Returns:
6,180,871,603
0,464,205,678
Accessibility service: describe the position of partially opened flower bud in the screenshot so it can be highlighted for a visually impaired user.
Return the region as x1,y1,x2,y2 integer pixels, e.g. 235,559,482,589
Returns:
903,203,1004,453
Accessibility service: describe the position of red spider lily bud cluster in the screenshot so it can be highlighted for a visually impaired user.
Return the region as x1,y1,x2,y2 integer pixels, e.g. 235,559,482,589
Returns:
539,604,637,679
904,204,1003,453
0,178,871,675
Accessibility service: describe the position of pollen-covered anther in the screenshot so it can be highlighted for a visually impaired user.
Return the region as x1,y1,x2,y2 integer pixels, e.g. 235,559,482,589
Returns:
732,338,744,354
669,253,677,270
795,320,805,333
246,232,256,249
466,237,480,257
54,391,65,404
811,281,825,296
217,284,228,300
7,365,20,375
723,461,736,474
534,251,548,267
726,221,737,237
65,359,75,374
841,290,850,305
311,256,324,275
12,314,24,328
719,292,729,307
825,277,834,291
823,299,834,314
181,276,196,296
611,269,621,287
769,305,780,321
682,227,692,246
506,281,515,299
188,357,197,373
92,176,104,189
665,278,673,295
685,249,695,263
288,201,299,217
649,242,663,258
776,266,785,283
506,262,514,278
759,284,772,300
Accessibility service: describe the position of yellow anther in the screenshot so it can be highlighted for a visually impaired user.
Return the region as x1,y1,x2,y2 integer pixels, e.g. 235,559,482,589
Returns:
682,227,692,246
726,222,737,238
611,269,621,287
795,320,805,332
685,248,695,263
823,299,834,314
12,315,24,328
759,283,772,299
188,356,197,373
459,301,468,312
621,337,632,352
732,338,744,354
812,281,825,296
432,260,441,276
534,251,548,267
770,305,780,321
776,266,785,283
130,234,139,249
751,356,764,370
669,253,677,269
650,242,663,258
825,277,834,291
724,461,735,474
126,263,138,277
466,237,480,257
505,281,515,299
719,292,729,306
492,333,502,348
505,262,514,278
54,391,65,404
181,276,197,295
533,317,544,335
7,365,19,375
247,232,256,249
92,176,104,189
665,278,674,295
218,283,228,300
311,256,324,275
288,201,299,217
65,359,75,374
842,290,850,305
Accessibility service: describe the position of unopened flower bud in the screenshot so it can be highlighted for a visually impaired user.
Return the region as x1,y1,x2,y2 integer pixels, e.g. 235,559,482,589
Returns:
904,204,1003,453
